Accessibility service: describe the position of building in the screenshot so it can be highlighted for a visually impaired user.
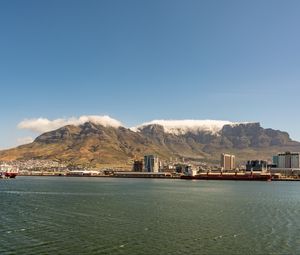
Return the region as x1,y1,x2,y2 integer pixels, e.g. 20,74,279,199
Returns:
246,160,268,172
174,164,197,176
221,153,235,170
175,164,185,174
183,165,198,176
274,152,300,168
144,155,159,173
272,156,279,167
159,164,175,173
66,170,100,176
132,160,143,172
270,168,300,177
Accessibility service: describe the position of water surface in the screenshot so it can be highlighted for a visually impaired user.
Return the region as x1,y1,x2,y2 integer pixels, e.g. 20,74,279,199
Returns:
0,177,299,254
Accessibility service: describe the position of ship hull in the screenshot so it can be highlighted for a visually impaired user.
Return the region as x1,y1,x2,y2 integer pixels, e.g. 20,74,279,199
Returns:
181,174,271,181
3,173,17,178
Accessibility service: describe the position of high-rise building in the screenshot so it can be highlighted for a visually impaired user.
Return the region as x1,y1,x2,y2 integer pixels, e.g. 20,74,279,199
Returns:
132,160,143,172
272,156,279,167
276,152,300,168
221,153,235,170
144,155,159,173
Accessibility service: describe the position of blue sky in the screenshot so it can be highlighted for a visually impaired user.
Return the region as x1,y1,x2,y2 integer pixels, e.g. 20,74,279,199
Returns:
1,0,300,148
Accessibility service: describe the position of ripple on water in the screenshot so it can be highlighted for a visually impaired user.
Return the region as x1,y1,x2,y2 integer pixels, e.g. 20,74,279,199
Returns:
1,178,300,255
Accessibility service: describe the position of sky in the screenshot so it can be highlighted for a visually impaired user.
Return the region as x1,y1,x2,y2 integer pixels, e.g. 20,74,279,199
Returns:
1,0,300,148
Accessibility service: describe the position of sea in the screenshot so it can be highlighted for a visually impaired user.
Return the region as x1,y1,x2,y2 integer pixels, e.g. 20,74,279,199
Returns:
0,177,300,255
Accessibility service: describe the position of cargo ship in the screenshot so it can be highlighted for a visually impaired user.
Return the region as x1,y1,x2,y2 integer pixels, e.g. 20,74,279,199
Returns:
181,172,271,181
0,164,19,178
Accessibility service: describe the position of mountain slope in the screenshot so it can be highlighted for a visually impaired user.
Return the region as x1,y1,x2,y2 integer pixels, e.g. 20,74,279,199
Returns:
0,122,170,168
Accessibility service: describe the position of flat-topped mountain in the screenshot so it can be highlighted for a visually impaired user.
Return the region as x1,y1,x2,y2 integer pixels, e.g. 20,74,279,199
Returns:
1,120,299,168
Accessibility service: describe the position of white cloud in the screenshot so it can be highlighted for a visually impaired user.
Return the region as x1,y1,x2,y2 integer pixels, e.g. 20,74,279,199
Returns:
133,119,242,135
17,115,249,136
18,115,123,133
17,136,34,145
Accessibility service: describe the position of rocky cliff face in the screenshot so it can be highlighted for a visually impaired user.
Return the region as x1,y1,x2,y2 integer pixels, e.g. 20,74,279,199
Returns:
220,123,293,148
138,122,295,149
0,121,299,167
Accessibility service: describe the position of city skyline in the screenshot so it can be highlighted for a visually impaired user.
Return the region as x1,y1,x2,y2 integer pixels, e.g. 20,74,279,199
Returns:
1,0,300,148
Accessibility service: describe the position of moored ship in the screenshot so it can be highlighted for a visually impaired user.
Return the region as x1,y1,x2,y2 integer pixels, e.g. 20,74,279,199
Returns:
181,172,271,181
0,164,19,178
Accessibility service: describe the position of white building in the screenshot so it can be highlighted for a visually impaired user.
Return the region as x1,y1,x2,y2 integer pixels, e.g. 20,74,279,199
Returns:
67,170,100,176
144,155,159,173
277,152,300,168
221,153,235,170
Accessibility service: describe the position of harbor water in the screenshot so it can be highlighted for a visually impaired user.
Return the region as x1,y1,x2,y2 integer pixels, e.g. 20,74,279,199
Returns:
1,177,300,254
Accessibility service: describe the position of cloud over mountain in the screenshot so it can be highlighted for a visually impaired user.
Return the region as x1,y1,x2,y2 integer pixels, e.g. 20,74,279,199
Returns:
18,115,123,133
133,119,239,135
18,115,249,136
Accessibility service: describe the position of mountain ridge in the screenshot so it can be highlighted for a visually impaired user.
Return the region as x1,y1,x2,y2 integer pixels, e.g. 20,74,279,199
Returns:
1,121,299,168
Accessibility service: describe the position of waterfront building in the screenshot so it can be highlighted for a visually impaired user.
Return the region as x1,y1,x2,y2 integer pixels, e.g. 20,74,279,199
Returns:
270,168,300,177
144,155,159,173
67,170,100,176
274,152,300,168
221,153,235,170
183,165,198,176
174,164,197,176
246,160,268,172
160,164,175,173
175,164,184,173
272,156,279,167
132,160,143,172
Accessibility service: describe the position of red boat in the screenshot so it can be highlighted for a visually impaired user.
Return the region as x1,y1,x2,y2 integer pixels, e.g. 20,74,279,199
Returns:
0,164,18,178
181,172,271,181
4,172,18,178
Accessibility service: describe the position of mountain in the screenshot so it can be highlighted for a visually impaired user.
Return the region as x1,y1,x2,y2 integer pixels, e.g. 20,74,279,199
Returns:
136,122,300,163
1,120,299,168
0,122,171,168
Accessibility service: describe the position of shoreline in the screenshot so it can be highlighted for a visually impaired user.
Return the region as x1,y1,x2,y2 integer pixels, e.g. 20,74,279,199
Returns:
15,174,300,181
